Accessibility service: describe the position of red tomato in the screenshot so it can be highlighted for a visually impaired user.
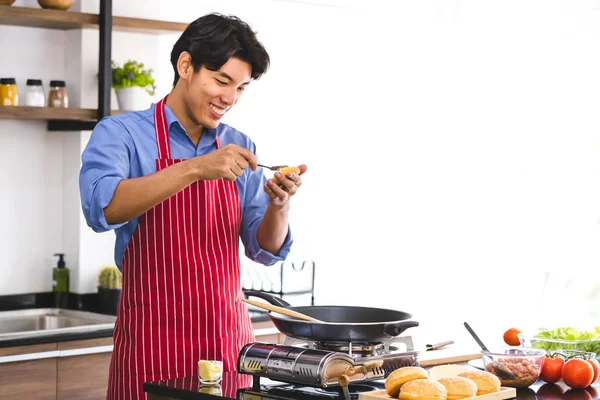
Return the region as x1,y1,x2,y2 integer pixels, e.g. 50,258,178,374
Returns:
562,358,594,389
503,328,522,346
541,356,565,384
586,358,599,383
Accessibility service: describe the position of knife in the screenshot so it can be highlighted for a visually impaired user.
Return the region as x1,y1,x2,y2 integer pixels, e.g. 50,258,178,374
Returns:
426,340,454,351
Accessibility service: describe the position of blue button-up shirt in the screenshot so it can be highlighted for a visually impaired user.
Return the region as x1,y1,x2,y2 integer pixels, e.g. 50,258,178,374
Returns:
79,103,292,269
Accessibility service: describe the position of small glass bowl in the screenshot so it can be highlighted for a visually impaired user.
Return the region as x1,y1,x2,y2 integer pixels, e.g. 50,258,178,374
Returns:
519,333,600,360
198,360,223,385
481,346,546,388
547,349,596,360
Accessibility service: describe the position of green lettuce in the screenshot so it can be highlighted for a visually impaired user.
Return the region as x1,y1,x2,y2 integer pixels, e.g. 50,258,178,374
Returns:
531,326,600,354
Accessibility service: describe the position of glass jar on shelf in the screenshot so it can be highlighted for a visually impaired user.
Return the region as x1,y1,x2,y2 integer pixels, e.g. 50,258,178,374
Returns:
48,80,68,108
0,78,18,106
25,79,45,107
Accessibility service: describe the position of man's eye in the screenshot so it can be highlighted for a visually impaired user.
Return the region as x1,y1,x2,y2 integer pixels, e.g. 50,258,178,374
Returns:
238,86,246,92
215,79,227,85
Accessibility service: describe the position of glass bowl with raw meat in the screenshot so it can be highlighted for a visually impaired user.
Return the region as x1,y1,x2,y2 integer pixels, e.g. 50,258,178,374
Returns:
481,346,546,388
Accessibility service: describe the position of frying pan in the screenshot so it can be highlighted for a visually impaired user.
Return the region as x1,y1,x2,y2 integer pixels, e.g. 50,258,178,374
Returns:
244,290,419,343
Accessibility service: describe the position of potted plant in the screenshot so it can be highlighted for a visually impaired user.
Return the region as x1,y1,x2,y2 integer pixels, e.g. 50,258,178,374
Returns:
112,60,156,111
97,264,122,315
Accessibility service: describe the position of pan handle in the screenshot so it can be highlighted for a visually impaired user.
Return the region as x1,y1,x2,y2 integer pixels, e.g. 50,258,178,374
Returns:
383,320,420,337
243,290,291,307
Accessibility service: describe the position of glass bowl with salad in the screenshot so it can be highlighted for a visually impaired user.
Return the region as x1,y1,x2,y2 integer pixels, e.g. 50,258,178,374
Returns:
518,326,600,360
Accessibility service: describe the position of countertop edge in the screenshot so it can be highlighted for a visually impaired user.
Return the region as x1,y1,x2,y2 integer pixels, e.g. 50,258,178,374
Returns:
0,314,269,348
0,328,115,348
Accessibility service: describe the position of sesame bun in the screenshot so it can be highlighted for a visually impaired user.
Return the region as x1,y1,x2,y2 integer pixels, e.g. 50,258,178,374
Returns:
385,367,429,397
437,376,478,400
457,370,501,395
399,379,448,400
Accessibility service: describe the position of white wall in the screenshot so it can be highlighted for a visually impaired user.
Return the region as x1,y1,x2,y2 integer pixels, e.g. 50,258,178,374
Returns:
0,0,598,342
0,0,67,292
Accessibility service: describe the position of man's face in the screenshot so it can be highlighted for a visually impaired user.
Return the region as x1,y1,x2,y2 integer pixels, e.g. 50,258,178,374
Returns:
183,57,252,129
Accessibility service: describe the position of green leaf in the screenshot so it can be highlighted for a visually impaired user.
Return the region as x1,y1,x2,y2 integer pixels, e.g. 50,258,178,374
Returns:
111,59,156,95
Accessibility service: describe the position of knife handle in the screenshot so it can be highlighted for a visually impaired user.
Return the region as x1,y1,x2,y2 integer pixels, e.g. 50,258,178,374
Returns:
426,340,454,351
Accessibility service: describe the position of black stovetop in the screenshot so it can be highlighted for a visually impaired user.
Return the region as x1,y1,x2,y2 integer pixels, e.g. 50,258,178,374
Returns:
144,372,600,400
143,372,385,400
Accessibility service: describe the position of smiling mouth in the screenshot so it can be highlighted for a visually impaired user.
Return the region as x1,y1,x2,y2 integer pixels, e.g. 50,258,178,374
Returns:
209,103,228,116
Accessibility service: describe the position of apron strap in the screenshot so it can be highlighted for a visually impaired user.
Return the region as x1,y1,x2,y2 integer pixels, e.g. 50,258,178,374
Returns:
154,96,171,160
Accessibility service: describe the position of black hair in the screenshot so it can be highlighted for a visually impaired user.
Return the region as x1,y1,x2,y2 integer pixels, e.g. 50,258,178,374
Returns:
170,13,270,86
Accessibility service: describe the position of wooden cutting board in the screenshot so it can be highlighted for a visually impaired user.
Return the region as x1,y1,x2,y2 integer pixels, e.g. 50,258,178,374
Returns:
359,387,516,400
417,346,482,367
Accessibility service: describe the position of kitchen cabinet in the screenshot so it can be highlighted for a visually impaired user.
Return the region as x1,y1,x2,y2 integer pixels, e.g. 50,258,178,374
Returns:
0,337,113,400
0,343,58,400
57,337,113,400
0,321,279,399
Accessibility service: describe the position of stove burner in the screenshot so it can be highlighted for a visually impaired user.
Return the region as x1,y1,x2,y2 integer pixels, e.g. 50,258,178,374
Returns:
315,342,394,355
304,341,402,357
283,335,414,355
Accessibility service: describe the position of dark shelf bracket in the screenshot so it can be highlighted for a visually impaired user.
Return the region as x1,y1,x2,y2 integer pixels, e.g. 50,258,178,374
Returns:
98,0,112,121
48,120,100,131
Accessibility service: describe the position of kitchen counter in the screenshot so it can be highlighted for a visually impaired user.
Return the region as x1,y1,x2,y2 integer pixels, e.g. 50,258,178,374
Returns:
0,326,115,348
0,307,268,348
144,372,599,400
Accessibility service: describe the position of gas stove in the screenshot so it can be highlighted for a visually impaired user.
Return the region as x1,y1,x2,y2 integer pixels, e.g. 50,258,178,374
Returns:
236,336,419,400
237,380,386,400
144,337,418,400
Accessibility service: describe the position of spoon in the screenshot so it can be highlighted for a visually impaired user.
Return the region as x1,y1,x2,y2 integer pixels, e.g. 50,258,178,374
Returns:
257,164,289,171
463,322,517,380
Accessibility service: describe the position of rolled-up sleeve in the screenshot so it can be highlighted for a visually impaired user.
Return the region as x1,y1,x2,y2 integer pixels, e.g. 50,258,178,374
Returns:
79,118,133,233
239,150,293,266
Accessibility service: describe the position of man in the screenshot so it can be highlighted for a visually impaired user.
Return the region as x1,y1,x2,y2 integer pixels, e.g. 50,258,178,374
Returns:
79,13,307,400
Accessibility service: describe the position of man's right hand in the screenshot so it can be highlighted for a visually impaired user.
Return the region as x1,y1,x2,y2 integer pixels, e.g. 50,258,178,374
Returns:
192,144,258,181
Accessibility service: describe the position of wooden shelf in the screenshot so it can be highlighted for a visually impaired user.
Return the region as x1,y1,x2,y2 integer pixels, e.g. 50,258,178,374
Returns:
0,106,98,121
0,106,127,121
113,16,188,34
0,5,187,34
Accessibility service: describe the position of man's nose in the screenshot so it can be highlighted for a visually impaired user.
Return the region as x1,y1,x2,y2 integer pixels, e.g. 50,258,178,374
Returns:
221,87,237,106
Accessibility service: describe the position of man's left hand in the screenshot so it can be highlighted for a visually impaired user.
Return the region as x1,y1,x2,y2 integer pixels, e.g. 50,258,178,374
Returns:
264,164,308,207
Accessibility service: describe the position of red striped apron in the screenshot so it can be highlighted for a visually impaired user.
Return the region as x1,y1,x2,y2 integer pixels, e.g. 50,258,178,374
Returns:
107,97,255,400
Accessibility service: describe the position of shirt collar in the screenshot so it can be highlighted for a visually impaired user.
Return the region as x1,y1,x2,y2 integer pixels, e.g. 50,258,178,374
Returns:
161,102,218,139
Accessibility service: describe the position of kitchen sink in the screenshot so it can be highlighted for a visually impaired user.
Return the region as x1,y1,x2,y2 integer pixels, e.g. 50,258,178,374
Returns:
0,308,116,341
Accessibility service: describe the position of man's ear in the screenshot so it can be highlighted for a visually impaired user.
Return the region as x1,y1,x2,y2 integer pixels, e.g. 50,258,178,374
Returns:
177,51,193,80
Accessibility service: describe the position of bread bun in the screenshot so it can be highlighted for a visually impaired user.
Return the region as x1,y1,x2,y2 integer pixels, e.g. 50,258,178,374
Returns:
437,376,478,400
399,379,448,400
457,370,501,395
385,367,429,397
428,365,470,380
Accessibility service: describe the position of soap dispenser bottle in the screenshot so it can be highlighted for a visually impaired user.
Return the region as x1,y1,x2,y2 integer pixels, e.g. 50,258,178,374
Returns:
53,253,69,307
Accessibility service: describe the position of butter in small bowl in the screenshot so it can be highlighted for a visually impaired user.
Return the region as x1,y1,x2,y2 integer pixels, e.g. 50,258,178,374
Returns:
198,360,223,384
